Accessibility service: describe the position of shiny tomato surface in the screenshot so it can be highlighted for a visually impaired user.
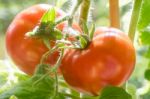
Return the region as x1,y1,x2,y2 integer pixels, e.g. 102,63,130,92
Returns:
60,27,136,95
6,4,65,75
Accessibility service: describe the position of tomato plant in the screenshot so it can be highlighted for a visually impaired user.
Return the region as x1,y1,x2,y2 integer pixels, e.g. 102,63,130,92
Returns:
60,27,136,95
2,0,150,99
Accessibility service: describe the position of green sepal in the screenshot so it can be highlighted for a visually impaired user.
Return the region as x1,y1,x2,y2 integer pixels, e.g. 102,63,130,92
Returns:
41,7,56,23
26,23,63,44
79,36,87,49
89,23,95,40
82,21,89,35
43,37,51,49
77,35,90,49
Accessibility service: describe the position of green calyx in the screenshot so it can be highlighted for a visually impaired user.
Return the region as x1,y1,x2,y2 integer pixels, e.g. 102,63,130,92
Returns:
26,8,63,40
25,1,94,50
75,22,95,50
26,6,95,51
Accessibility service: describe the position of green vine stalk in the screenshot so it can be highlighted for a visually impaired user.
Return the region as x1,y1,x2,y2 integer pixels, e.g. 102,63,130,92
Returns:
79,0,91,30
128,0,143,41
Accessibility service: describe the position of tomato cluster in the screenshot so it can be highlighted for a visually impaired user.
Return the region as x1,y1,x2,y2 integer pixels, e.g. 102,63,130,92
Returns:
6,4,136,95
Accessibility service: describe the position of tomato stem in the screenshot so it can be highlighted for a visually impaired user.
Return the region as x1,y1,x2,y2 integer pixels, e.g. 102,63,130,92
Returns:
68,0,83,26
34,47,64,88
51,49,64,72
52,72,59,99
71,0,83,17
79,0,90,30
55,0,83,26
40,46,58,64
109,0,120,28
55,15,70,25
128,0,143,42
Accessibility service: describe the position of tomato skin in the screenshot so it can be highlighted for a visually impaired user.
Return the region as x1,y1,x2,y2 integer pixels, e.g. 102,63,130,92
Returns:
6,4,65,75
60,27,136,95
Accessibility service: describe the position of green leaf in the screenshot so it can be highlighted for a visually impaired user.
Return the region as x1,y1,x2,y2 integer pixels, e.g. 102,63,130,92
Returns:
138,0,150,45
14,73,29,82
0,64,56,99
89,23,95,40
138,0,150,30
41,7,56,23
144,69,150,81
0,72,8,87
139,27,150,45
99,86,132,99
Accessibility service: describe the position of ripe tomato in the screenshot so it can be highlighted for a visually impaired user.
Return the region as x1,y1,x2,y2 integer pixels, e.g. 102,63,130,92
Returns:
6,4,63,75
6,4,64,75
60,27,136,95
6,4,81,75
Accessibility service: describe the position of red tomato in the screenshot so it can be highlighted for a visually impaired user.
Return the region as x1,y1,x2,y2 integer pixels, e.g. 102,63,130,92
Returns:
6,4,65,75
60,27,136,95
6,4,82,75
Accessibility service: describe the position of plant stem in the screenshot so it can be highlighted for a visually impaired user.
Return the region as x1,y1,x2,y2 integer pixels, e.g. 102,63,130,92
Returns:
50,49,64,99
68,0,83,26
40,46,58,64
71,0,83,16
128,0,143,42
34,47,64,86
55,15,70,25
52,71,59,99
109,0,120,28
51,49,64,72
55,0,83,26
79,0,90,30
